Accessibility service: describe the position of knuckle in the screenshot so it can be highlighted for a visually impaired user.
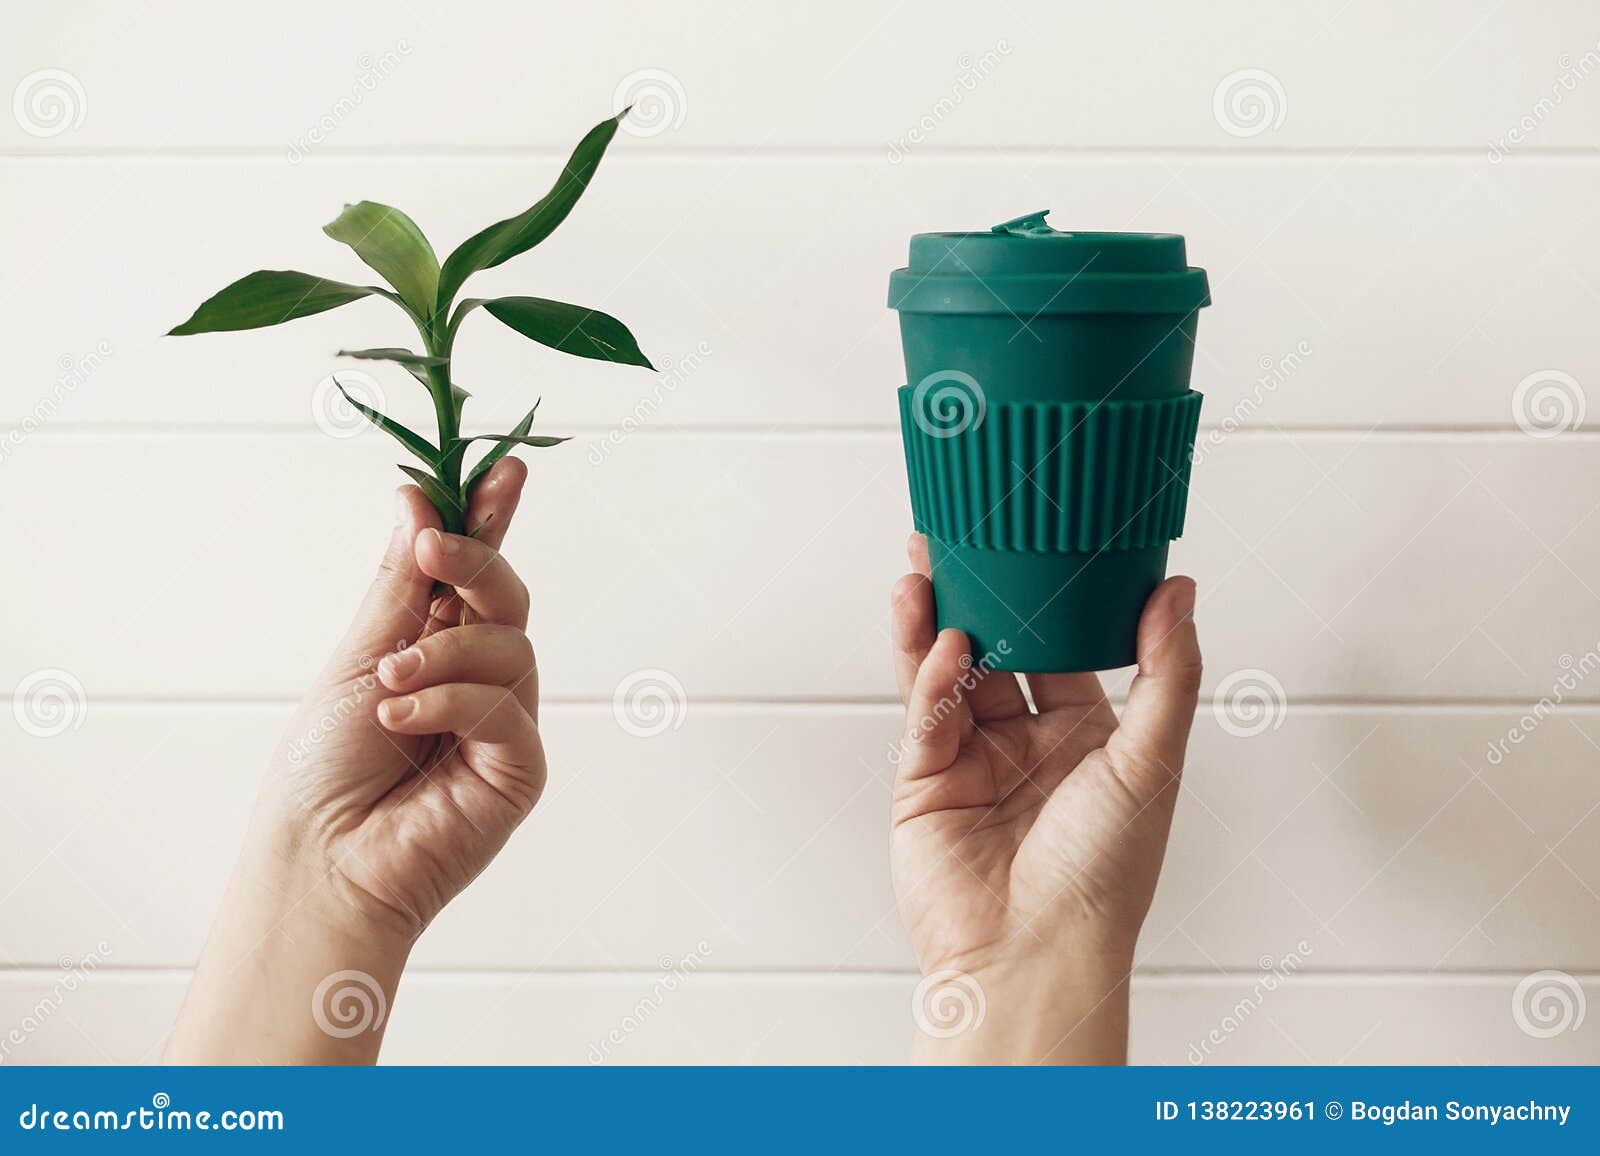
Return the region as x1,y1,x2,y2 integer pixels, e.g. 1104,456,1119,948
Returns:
375,547,412,584
475,543,505,573
478,688,524,732
473,624,532,669
427,627,468,664
451,540,498,583
890,572,925,608
505,563,531,616
1105,736,1180,796
1170,656,1204,696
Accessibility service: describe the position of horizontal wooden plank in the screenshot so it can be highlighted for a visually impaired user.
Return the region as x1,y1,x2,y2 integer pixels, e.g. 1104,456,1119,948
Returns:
4,706,1599,972
5,156,1599,430
0,431,1596,701
0,971,1594,1064
5,2,1597,151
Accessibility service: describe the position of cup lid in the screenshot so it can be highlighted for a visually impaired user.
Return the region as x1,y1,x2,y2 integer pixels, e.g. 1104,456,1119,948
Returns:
888,210,1210,316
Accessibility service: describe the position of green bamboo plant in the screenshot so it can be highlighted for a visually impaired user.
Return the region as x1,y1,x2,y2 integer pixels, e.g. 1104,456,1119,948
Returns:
168,111,651,535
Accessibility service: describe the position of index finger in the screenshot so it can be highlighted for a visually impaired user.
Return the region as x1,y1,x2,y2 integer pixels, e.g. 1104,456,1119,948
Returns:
463,456,528,552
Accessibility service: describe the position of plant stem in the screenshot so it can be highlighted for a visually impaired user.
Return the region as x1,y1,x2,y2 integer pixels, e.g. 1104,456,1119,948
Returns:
422,318,465,535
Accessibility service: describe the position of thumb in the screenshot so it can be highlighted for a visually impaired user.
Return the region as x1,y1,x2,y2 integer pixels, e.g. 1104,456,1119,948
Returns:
1107,577,1202,787
329,486,441,674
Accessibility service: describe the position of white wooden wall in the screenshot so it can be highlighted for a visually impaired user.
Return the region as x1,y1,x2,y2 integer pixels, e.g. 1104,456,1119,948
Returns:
3,0,1599,1064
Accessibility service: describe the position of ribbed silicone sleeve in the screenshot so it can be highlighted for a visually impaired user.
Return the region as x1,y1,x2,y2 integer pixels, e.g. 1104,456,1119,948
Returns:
898,389,1203,553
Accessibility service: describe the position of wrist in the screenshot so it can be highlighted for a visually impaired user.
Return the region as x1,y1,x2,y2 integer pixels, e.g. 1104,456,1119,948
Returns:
165,819,415,1065
240,795,423,945
909,950,1134,1066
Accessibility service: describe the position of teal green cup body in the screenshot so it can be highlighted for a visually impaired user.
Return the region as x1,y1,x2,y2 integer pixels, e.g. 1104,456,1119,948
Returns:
889,211,1210,672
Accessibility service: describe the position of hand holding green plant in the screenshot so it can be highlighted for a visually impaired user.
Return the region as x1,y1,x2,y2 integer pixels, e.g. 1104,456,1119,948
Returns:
169,111,652,534
165,457,543,1063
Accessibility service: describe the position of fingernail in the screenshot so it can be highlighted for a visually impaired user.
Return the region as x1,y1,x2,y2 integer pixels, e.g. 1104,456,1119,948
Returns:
380,648,422,682
425,528,460,556
394,488,410,526
383,696,416,723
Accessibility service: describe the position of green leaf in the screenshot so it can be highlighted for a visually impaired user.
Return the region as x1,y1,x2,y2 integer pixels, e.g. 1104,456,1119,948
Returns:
462,400,540,494
435,112,627,312
467,296,653,368
397,464,464,519
465,433,571,448
334,378,438,466
168,270,378,335
323,202,440,321
338,347,454,392
337,347,449,368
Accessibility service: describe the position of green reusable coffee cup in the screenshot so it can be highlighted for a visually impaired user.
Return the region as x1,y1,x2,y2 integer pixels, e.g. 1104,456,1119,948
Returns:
889,210,1210,672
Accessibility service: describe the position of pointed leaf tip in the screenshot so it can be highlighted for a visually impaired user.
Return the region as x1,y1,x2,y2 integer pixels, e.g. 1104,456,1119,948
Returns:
462,399,544,494
434,112,625,311
475,296,653,368
467,433,571,448
337,347,449,368
167,270,379,336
